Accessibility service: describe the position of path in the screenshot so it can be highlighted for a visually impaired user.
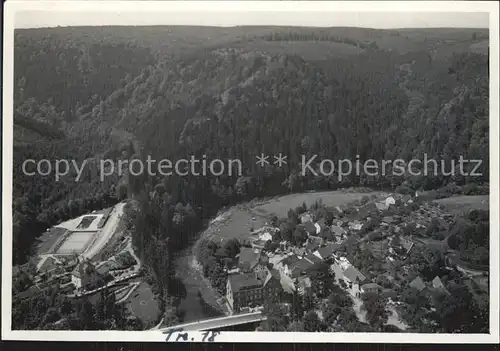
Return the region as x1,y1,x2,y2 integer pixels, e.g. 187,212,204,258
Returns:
125,238,142,272
385,305,408,330
81,202,125,260
116,282,141,303
68,272,140,298
351,296,367,323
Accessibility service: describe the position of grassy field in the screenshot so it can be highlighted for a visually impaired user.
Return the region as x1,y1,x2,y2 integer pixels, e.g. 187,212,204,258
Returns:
434,195,489,214
114,284,136,301
201,190,385,244
124,281,161,328
56,231,95,254
253,190,383,218
202,206,268,244
248,40,364,60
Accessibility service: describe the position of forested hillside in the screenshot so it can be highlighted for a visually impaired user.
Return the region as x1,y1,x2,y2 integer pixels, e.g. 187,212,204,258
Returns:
13,25,489,278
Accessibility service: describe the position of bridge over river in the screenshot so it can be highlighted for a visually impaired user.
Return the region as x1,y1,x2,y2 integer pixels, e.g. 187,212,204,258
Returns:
159,311,266,331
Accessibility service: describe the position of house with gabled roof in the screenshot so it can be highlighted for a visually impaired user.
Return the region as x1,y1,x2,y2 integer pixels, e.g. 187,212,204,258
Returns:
290,259,315,279
341,265,366,297
226,266,282,312
343,266,366,284
71,260,104,291
304,252,322,265
361,282,382,294
313,243,338,261
432,276,450,295
237,247,261,272
278,251,320,280
320,227,334,241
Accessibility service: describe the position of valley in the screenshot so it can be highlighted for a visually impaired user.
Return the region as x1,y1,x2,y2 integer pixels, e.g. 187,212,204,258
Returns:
10,24,490,333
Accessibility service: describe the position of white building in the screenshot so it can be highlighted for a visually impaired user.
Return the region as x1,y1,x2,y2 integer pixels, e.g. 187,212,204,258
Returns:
385,196,396,207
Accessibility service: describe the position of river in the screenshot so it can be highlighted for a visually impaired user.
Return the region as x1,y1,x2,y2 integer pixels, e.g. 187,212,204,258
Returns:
172,244,225,322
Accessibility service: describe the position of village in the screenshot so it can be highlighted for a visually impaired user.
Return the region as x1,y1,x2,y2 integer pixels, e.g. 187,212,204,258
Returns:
221,192,489,331
12,190,489,332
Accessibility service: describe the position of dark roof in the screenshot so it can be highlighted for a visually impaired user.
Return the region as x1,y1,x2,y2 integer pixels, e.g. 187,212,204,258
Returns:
305,252,323,264
409,277,426,292
342,236,358,247
282,255,300,267
382,288,398,298
401,194,410,201
228,273,262,293
263,269,282,287
290,259,315,278
343,266,366,282
215,247,227,257
115,251,136,266
302,222,317,234
316,244,338,259
269,268,281,280
306,237,322,251
238,248,260,271
15,285,41,301
306,261,329,278
320,227,334,240
370,241,389,257
96,261,118,275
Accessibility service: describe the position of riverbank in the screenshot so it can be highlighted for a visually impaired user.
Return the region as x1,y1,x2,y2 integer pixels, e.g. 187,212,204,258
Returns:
173,245,226,323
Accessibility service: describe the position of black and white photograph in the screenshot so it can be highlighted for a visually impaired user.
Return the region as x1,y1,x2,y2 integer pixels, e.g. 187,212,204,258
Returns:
2,1,499,343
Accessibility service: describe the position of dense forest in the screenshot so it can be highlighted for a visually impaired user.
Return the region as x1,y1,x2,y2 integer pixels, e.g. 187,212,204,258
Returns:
12,26,489,329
